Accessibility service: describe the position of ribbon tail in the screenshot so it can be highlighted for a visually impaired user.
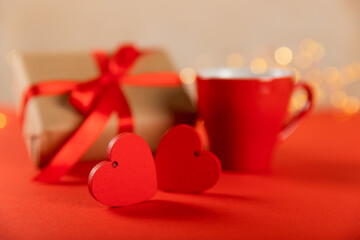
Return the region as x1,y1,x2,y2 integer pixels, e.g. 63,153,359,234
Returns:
34,89,114,183
121,72,181,86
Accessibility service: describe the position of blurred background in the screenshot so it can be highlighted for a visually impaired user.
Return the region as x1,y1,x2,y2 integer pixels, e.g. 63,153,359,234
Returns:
1,0,360,115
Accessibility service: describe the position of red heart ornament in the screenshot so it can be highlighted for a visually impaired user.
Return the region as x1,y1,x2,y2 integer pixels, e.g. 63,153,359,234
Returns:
155,124,221,193
88,133,157,207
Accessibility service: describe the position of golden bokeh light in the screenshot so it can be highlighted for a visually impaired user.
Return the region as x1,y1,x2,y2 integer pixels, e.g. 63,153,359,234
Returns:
352,61,360,78
312,43,325,62
226,53,244,68
250,58,267,74
339,67,357,83
323,67,339,83
0,113,7,129
299,39,317,53
330,90,347,108
179,67,196,85
306,42,318,57
294,52,312,69
292,93,308,110
328,75,345,91
342,96,360,115
345,66,357,81
288,67,301,83
274,47,293,65
305,68,323,84
309,82,325,105
299,39,325,62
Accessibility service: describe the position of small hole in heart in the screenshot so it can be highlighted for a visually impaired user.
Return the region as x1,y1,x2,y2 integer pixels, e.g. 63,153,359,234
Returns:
112,161,118,168
194,151,200,157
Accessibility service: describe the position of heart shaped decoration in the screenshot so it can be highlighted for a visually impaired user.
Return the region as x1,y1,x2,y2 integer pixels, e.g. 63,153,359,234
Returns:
88,133,157,207
155,124,221,193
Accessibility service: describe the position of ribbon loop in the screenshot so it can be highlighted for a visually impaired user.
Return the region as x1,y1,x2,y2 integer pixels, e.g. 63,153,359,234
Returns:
69,79,103,115
68,45,141,116
110,45,141,75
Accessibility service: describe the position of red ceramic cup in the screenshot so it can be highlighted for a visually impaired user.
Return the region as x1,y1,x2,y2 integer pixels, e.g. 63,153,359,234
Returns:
197,68,313,173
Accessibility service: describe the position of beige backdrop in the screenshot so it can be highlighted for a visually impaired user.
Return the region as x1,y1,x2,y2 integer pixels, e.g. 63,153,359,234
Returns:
1,0,360,110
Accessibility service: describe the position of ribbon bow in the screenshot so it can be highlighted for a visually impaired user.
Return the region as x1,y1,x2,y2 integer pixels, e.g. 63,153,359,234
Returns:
20,45,180,183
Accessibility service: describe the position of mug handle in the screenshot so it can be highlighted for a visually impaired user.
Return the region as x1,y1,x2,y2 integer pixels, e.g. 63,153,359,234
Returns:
279,82,314,141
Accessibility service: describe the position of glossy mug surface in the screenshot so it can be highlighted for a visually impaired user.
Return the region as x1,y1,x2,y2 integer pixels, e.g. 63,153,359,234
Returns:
197,68,313,173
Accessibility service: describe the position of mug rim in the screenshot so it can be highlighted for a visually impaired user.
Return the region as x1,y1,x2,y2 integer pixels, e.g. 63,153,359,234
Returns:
197,67,295,81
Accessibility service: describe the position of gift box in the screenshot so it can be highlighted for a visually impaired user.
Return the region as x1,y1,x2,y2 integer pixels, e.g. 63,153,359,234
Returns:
12,46,196,169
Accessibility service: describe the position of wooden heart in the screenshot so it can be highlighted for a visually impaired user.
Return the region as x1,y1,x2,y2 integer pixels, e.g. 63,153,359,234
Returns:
88,133,157,206
155,125,221,193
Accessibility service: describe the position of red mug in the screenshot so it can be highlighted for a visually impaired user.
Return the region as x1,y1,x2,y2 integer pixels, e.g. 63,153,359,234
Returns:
197,68,313,173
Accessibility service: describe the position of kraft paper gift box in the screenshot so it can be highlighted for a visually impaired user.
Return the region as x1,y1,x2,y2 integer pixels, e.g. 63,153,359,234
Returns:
12,48,196,167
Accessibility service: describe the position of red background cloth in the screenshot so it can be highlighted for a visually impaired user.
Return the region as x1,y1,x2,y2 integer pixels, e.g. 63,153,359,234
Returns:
1,106,360,240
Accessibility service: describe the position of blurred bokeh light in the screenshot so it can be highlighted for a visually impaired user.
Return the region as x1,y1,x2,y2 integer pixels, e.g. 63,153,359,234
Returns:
250,58,267,74
0,113,7,129
226,53,244,68
180,67,196,85
274,47,293,65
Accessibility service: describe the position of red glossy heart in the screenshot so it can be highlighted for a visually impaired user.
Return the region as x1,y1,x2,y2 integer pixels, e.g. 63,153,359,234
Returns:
88,133,157,207
155,124,221,193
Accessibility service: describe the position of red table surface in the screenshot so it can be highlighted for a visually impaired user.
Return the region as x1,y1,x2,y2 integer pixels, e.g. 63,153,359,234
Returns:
1,106,360,240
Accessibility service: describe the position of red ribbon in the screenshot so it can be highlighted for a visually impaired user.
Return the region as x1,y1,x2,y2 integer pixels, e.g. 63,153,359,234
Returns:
20,45,181,183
